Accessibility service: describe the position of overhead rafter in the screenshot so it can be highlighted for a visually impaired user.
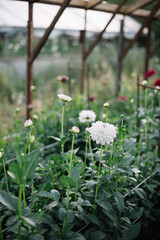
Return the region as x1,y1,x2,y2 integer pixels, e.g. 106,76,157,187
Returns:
84,0,127,61
149,41,160,57
25,0,160,20
86,0,103,9
29,0,71,63
120,0,160,60
122,0,155,14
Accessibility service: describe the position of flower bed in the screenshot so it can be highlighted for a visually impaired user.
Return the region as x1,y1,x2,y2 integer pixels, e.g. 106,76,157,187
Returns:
0,91,160,240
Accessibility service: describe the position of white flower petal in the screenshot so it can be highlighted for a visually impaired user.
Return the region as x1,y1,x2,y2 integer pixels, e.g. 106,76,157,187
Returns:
88,121,117,145
79,110,96,123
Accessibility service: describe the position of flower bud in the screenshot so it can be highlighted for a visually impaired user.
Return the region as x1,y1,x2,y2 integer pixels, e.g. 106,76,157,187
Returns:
103,102,110,108
30,135,35,143
0,152,3,158
24,119,33,128
71,126,80,134
142,80,147,86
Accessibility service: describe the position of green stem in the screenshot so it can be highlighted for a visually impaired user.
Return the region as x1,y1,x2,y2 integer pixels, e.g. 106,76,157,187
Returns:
145,122,147,148
0,222,3,240
18,185,22,240
28,129,31,154
84,134,88,166
145,88,148,114
62,185,70,236
137,134,142,168
120,118,124,150
89,136,94,162
62,133,75,236
2,158,9,193
106,108,108,123
22,187,26,209
61,104,65,153
93,145,103,214
75,180,78,202
104,143,107,175
68,133,75,175
134,103,137,130
109,142,114,174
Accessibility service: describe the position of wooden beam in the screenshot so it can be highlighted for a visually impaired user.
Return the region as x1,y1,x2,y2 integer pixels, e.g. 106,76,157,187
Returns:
21,0,160,19
27,2,33,119
84,0,127,61
115,19,124,97
120,0,160,60
123,0,155,14
80,9,87,94
93,2,160,19
149,41,160,57
86,0,103,9
30,0,71,63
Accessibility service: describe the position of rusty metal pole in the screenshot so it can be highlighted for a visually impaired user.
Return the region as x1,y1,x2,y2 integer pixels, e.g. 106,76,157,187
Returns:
27,2,33,119
80,10,87,94
144,22,151,78
115,19,124,97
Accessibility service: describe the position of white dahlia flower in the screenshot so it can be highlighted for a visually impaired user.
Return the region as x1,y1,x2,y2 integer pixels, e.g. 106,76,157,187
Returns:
24,119,33,128
57,94,72,103
88,121,117,145
79,110,96,123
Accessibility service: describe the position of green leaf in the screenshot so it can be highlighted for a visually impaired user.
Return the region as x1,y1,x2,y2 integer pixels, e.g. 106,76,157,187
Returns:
86,213,99,226
23,152,39,181
86,180,97,189
8,162,22,184
37,191,53,199
51,189,60,201
97,199,113,212
21,215,37,227
60,136,68,145
81,200,91,206
130,208,143,220
0,191,18,213
67,148,79,155
58,208,66,221
15,149,23,166
60,175,75,187
133,188,146,199
114,192,124,212
6,216,20,234
126,221,141,240
67,210,75,224
70,163,82,181
121,217,131,225
30,235,44,240
37,190,60,201
124,139,136,151
90,231,106,240
48,136,61,142
60,153,70,163
68,233,86,240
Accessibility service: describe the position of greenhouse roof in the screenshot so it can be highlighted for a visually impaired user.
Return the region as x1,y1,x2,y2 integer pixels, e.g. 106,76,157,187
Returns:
0,0,147,39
